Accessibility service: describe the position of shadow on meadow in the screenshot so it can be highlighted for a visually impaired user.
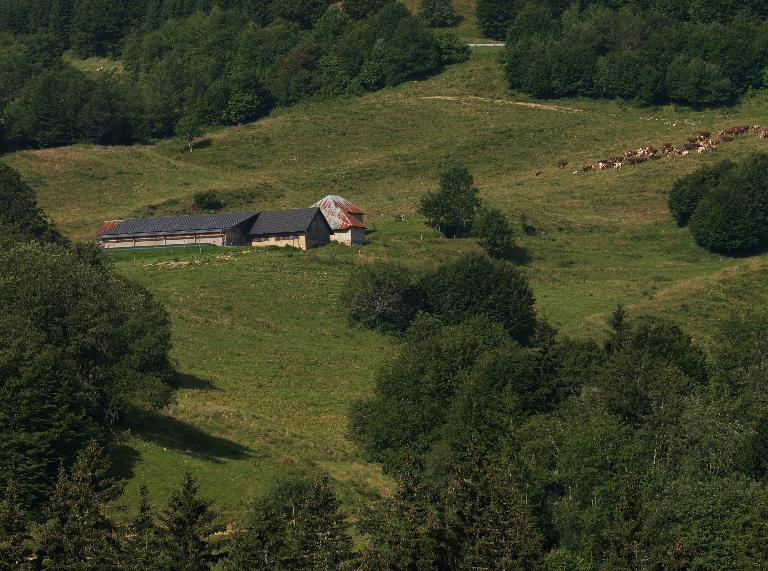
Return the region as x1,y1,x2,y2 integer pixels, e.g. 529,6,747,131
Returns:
175,372,220,391
127,409,251,464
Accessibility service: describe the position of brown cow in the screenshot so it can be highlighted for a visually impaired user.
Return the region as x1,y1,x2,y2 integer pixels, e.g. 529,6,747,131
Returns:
557,159,569,169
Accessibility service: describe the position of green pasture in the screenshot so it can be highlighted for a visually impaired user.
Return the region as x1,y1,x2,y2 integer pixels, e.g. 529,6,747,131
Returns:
7,44,768,520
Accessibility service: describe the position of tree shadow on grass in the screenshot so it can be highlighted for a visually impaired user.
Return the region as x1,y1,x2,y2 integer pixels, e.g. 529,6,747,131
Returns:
127,409,251,464
110,442,141,483
175,372,219,391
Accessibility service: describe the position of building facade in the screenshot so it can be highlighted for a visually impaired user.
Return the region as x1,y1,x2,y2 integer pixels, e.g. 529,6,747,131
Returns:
99,208,332,251
311,195,367,245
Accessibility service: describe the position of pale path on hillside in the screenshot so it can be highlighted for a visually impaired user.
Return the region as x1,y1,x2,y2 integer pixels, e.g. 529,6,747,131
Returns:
419,95,583,113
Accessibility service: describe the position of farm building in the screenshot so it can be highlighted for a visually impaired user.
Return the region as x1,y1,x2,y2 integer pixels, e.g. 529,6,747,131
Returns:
312,195,367,245
98,208,332,250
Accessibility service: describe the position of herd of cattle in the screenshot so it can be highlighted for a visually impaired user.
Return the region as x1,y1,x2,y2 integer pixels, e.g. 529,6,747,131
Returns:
557,124,768,173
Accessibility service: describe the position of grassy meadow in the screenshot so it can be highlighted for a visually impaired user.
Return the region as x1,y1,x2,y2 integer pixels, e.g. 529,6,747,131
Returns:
6,11,768,521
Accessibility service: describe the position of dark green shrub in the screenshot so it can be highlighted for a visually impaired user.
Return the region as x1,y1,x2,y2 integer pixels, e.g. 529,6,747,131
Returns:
668,160,736,227
423,253,536,344
342,262,425,333
192,190,223,211
665,55,733,106
419,0,458,27
689,186,765,253
343,0,392,20
476,0,518,39
473,206,516,260
419,164,480,238
434,29,470,65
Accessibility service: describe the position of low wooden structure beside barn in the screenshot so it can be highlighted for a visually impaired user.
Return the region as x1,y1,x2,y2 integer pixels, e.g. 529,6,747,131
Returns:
98,208,332,250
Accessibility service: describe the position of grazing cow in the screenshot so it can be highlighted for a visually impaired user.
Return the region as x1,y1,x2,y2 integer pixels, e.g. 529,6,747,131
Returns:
720,135,734,143
753,125,761,133
681,150,690,156
582,163,594,172
557,159,569,169
697,146,708,154
760,128,768,139
698,130,711,139
613,161,622,171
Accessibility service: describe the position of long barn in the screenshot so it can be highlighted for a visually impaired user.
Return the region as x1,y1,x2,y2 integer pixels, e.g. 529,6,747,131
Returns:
98,208,332,250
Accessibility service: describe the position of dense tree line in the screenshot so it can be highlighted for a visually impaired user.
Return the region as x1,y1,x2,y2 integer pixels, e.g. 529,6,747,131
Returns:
349,301,768,568
669,153,768,253
0,164,175,510
0,1,467,151
478,0,768,105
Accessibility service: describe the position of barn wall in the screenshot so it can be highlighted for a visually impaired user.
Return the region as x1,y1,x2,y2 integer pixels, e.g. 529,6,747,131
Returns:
306,213,331,248
101,233,225,248
329,228,364,246
330,229,352,245
251,234,306,249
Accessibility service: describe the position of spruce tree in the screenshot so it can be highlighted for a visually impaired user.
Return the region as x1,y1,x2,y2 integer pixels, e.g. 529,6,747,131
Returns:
0,482,30,570
158,473,220,571
287,476,354,570
606,303,629,354
227,475,354,570
123,483,162,570
35,443,121,570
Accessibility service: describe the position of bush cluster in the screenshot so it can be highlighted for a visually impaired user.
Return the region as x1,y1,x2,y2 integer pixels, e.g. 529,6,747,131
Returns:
343,252,536,343
476,0,768,105
348,306,768,569
669,154,768,254
0,1,449,151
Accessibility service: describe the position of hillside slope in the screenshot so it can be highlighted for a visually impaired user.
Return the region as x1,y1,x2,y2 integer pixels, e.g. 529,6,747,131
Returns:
6,47,768,517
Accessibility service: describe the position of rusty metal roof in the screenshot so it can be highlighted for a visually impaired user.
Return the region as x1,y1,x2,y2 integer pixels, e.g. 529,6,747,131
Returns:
311,195,366,230
96,220,122,237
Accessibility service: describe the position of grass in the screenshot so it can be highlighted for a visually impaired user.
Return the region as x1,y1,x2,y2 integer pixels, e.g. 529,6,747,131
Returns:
6,41,768,521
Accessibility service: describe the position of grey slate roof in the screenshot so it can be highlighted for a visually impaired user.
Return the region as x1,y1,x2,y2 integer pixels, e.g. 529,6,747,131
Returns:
99,212,259,237
247,207,331,236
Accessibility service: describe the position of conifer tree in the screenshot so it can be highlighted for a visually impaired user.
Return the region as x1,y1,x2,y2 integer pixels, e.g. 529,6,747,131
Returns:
123,483,162,570
287,476,354,570
227,475,354,570
0,482,30,570
606,303,629,354
35,443,121,570
158,473,220,571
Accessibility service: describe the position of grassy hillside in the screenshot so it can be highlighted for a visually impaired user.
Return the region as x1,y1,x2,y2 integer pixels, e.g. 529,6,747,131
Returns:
6,44,768,519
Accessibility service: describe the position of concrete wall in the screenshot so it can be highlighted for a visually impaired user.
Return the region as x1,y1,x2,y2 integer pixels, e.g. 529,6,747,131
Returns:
101,233,225,249
251,234,306,249
329,227,365,246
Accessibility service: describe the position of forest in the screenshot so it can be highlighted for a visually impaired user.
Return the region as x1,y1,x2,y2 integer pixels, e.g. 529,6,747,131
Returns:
479,0,768,105
0,0,465,150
